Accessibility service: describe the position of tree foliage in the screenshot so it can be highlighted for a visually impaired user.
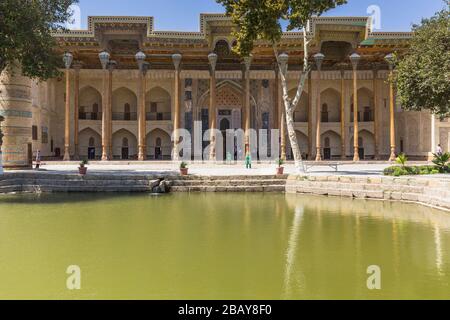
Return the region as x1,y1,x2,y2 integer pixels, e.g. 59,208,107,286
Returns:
394,2,450,118
0,0,77,80
216,0,347,56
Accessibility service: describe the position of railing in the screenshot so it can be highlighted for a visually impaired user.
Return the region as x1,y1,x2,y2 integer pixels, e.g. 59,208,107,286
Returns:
112,112,137,121
350,112,374,123
79,112,102,120
146,112,172,121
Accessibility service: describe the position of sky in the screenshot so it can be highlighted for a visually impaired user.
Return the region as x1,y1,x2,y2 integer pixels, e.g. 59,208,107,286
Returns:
74,0,447,32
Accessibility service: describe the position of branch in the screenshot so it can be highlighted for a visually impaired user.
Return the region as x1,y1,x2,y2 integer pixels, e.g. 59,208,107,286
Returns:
291,23,312,109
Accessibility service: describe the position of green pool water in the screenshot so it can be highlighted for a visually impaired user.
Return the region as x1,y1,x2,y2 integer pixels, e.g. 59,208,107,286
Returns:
0,192,449,300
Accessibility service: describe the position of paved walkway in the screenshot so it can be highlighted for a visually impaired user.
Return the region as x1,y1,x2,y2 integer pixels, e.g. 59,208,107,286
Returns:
13,161,398,177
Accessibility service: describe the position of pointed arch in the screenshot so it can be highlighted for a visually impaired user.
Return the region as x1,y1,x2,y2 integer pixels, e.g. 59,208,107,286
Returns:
321,130,342,159
146,128,172,160
146,86,172,121
79,127,101,159
112,87,138,120
288,89,308,122
112,129,137,160
351,87,374,122
79,86,102,120
320,88,341,122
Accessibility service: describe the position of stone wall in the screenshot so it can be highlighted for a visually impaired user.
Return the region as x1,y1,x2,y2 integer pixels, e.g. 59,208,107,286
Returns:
286,175,450,211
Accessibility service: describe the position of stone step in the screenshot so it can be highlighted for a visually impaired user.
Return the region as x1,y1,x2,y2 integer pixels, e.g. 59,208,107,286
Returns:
171,175,288,181
170,185,285,193
19,185,153,193
170,179,287,187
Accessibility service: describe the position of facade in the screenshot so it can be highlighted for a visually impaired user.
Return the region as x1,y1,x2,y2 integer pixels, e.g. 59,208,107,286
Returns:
1,14,449,167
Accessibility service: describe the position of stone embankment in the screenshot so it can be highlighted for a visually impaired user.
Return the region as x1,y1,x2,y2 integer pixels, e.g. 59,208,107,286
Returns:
1,171,449,211
286,175,450,211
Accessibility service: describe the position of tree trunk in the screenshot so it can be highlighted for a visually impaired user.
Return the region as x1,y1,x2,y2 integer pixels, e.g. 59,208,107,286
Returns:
274,26,311,172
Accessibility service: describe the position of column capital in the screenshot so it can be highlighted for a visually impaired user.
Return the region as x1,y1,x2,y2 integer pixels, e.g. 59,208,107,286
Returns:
172,53,182,71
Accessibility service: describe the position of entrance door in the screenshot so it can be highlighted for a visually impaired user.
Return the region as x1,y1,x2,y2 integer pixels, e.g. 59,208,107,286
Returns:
88,147,96,160
220,118,231,161
324,148,331,160
121,148,129,160
27,143,33,167
122,137,129,160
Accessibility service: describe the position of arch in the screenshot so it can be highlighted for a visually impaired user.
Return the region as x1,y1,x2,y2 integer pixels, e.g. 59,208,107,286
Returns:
220,118,230,131
198,80,256,109
286,130,309,160
146,87,171,121
146,128,172,160
350,129,375,159
321,130,342,159
79,128,101,159
351,87,374,122
214,39,232,56
320,88,341,122
112,129,137,160
112,87,137,121
79,86,102,120
288,89,308,122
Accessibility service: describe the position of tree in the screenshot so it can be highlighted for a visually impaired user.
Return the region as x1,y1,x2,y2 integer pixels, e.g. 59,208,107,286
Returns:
393,1,450,119
0,0,77,80
216,0,347,170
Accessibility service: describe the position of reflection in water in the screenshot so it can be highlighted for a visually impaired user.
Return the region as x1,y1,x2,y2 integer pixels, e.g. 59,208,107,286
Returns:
0,193,449,300
434,223,444,276
283,205,304,299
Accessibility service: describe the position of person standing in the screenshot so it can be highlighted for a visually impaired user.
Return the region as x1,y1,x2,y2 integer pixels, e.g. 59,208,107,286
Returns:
245,151,252,169
35,150,41,170
436,144,443,156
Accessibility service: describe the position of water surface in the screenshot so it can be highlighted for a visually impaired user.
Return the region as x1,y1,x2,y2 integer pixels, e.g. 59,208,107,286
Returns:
0,193,449,300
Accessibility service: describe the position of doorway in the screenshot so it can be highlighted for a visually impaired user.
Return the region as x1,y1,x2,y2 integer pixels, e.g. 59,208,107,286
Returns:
220,118,231,160
121,137,129,160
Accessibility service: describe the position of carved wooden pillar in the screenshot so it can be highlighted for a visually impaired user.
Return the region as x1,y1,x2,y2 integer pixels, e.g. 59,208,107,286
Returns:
340,69,346,160
138,70,147,161
315,70,322,161
243,56,252,150
278,74,286,160
373,68,380,160
172,54,182,161
350,53,361,162
107,64,114,158
386,53,397,162
63,66,72,161
388,76,396,161
308,74,313,160
73,63,81,160
208,53,218,161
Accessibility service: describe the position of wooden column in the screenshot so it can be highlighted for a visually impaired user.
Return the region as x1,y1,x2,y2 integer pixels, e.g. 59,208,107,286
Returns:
101,67,109,161
172,54,182,161
315,70,322,161
73,64,81,160
138,70,147,161
308,75,313,160
388,71,396,161
244,56,252,150
108,65,113,158
63,68,71,161
208,53,217,161
340,69,346,160
278,74,286,160
352,67,360,161
373,68,380,160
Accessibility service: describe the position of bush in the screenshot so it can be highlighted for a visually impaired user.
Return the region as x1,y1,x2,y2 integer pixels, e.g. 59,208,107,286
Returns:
432,152,450,173
383,165,445,176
